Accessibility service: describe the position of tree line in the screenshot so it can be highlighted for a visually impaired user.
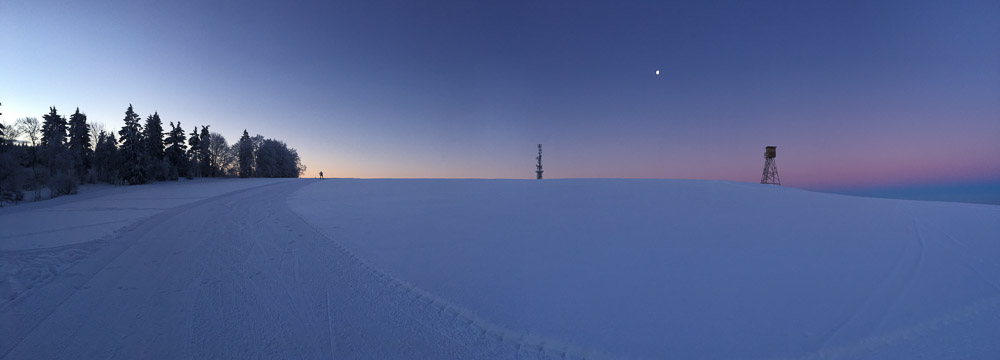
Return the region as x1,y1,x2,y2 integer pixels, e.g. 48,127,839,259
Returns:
0,102,304,204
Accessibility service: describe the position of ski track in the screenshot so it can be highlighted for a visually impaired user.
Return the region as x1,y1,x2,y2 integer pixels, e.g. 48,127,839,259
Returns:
937,230,1000,292
0,219,133,240
0,180,575,360
0,196,185,358
816,215,929,353
326,288,337,360
873,218,927,330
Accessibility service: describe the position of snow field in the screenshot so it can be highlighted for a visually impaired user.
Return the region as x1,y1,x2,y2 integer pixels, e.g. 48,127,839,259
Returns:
2,177,998,359
291,207,613,360
288,178,1000,359
1,179,575,359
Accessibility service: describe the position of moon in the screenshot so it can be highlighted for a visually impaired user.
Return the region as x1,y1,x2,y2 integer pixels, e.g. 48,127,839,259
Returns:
655,70,660,75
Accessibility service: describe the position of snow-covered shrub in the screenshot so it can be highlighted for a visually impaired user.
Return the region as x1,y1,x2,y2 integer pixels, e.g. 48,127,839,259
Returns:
0,153,28,205
49,173,79,196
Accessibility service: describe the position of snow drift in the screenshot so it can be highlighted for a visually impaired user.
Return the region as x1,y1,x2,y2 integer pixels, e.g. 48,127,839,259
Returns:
289,179,1000,359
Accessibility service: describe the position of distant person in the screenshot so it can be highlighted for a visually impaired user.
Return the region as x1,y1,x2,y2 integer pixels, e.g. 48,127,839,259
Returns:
319,171,324,180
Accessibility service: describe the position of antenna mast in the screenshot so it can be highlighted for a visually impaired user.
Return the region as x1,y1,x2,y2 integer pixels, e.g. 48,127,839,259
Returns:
535,144,543,180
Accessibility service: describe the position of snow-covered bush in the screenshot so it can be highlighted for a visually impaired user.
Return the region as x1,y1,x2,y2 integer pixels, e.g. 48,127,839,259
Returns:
49,173,79,197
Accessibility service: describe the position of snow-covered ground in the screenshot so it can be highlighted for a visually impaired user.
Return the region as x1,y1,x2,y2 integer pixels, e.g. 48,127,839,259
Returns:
288,179,1000,359
0,179,290,251
0,179,525,359
0,179,291,306
1,178,998,359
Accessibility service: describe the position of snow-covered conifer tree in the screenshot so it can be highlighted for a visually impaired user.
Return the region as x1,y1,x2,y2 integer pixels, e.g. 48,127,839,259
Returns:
238,130,254,178
199,125,212,177
118,105,147,184
67,108,92,180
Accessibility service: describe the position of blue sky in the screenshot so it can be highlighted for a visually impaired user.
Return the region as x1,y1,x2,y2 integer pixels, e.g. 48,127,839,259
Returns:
1,0,998,202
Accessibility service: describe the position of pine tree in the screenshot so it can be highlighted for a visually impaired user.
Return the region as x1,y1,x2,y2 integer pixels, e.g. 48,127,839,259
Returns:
165,121,188,178
94,131,119,183
67,108,92,180
199,125,212,177
238,130,254,178
143,112,166,181
118,104,147,185
144,112,164,161
0,100,4,149
187,127,201,178
40,107,69,171
40,106,67,149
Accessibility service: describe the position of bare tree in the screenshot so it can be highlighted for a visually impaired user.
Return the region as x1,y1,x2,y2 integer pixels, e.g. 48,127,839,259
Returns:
14,117,42,199
89,122,106,150
15,117,41,147
0,119,21,144
208,132,233,176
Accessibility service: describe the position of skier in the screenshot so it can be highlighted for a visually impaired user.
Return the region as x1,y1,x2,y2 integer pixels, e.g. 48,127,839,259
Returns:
319,171,324,180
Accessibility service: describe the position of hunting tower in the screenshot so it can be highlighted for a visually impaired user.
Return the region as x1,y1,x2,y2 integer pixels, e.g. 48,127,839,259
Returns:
761,146,780,185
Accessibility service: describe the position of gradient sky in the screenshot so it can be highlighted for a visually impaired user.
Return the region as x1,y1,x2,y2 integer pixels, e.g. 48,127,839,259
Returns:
1,0,998,191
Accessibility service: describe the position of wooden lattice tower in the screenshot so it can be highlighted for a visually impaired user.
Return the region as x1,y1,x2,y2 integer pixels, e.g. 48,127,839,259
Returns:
761,146,780,185
535,144,543,179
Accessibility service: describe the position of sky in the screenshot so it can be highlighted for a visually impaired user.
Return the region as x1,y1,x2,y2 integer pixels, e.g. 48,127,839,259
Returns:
1,0,998,197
